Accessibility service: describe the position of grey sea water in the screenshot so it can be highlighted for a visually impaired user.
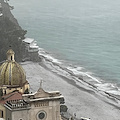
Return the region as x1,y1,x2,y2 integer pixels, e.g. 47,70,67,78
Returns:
10,0,120,85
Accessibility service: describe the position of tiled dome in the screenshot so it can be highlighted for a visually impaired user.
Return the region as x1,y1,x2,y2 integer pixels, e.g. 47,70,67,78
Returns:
0,49,26,87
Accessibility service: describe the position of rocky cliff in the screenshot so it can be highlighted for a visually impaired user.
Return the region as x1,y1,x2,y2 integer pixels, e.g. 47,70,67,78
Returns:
0,0,26,62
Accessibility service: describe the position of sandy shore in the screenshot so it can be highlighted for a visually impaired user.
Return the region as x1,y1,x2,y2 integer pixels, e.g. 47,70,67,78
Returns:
21,61,120,120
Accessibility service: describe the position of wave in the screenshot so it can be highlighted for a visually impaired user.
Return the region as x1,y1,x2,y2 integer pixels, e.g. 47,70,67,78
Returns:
38,47,120,99
24,37,120,100
38,48,62,64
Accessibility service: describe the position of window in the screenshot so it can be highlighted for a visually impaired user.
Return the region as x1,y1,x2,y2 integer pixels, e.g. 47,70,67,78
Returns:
11,56,12,60
38,112,45,119
4,90,6,95
1,111,3,118
37,111,47,120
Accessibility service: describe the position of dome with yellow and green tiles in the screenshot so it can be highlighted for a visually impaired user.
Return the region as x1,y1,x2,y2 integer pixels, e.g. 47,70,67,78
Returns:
0,49,26,87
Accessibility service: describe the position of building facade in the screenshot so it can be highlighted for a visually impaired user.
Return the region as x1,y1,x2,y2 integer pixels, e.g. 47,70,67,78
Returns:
0,49,63,120
5,88,63,120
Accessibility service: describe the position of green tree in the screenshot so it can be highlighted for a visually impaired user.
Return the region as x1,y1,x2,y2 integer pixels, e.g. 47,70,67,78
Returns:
0,17,27,62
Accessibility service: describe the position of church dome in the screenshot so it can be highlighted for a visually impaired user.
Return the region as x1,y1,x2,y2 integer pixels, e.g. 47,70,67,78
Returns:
0,49,26,87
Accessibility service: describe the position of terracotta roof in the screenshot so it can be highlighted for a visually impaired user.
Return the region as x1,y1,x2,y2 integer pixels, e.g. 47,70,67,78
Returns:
0,91,22,104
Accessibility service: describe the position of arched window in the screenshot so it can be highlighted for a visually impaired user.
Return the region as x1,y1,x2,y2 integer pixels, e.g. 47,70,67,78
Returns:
11,56,12,60
1,110,3,118
4,90,6,95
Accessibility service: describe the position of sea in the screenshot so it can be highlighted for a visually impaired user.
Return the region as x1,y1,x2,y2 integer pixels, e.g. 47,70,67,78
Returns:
9,0,120,95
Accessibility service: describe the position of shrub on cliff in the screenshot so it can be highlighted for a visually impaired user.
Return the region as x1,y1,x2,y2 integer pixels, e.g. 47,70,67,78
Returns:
0,16,27,62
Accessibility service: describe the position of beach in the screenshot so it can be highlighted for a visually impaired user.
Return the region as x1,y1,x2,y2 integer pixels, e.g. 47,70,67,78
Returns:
0,0,120,119
21,59,120,120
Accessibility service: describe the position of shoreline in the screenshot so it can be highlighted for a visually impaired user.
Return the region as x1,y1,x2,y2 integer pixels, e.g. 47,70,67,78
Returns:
39,52,120,100
2,0,120,119
21,59,120,120
19,37,120,119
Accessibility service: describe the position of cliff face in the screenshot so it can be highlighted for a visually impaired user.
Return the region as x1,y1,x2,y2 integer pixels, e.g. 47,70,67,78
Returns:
0,0,20,28
0,0,26,62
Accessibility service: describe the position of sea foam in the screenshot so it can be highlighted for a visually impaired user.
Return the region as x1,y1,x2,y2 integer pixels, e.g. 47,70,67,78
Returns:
38,47,120,98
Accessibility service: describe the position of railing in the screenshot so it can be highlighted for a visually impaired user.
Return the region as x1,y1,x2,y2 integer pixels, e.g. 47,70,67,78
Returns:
5,99,30,109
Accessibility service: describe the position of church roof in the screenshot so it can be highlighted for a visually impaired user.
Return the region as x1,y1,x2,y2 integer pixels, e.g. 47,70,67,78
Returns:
22,88,64,102
0,49,27,87
1,91,30,110
0,91,22,104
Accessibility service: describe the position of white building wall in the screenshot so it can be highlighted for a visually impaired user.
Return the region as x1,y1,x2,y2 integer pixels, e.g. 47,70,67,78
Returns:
29,100,61,120
12,109,29,120
9,100,61,120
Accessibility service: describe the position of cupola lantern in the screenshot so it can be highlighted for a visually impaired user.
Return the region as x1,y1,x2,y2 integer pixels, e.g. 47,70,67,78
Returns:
6,49,15,61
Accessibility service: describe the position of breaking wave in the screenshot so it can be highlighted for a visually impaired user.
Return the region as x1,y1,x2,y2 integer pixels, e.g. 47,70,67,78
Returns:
38,47,120,100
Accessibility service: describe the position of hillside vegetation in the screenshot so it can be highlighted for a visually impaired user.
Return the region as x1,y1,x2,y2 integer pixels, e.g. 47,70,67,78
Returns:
0,1,26,62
